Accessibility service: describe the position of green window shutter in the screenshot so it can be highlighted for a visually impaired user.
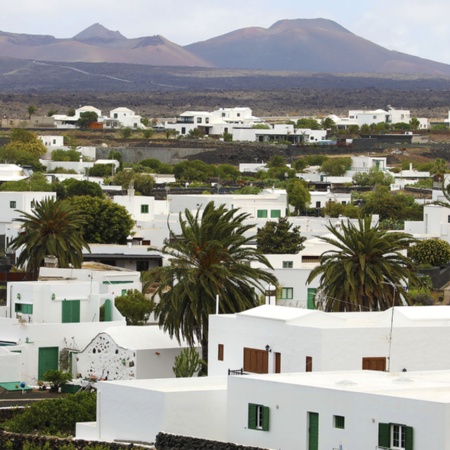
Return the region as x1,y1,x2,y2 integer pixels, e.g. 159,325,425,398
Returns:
270,210,281,218
262,406,270,431
248,403,257,430
405,426,414,450
23,304,33,314
257,210,268,218
38,347,59,379
378,423,390,448
62,300,80,323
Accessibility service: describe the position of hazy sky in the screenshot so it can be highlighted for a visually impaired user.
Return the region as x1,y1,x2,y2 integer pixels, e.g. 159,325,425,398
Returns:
2,0,450,64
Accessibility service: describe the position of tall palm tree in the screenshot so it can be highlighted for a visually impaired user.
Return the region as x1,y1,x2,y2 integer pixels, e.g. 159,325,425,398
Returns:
307,216,417,312
151,201,277,370
10,197,90,279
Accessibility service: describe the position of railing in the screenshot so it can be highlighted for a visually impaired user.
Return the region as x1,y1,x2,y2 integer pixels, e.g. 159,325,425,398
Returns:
228,368,247,376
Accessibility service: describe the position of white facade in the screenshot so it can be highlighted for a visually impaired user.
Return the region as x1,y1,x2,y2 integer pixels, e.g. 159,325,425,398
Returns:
109,107,145,129
76,377,228,443
232,125,327,144
208,305,450,377
404,204,450,242
38,135,64,148
77,326,193,381
0,164,28,182
0,267,143,383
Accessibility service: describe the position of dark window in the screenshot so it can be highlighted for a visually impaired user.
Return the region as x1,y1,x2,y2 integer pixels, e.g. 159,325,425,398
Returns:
218,344,224,361
334,415,345,429
10,201,16,209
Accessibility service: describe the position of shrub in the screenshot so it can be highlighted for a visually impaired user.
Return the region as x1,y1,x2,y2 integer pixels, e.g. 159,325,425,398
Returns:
42,370,72,392
409,238,450,267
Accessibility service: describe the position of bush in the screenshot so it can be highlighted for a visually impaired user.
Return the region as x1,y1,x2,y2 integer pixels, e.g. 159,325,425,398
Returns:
42,370,72,392
2,392,96,436
409,238,450,267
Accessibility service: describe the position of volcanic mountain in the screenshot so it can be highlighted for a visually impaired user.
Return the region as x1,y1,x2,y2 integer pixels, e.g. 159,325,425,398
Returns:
1,19,450,76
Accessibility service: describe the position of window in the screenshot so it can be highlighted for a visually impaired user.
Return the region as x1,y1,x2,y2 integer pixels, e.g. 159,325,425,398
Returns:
141,204,149,214
334,415,345,429
136,261,149,271
282,261,293,269
248,403,269,431
197,117,202,124
448,215,450,223
315,201,321,208
270,210,281,218
279,287,293,300
302,255,320,263
10,201,16,209
218,344,224,361
257,210,268,218
206,117,209,124
306,356,313,372
15,303,33,314
378,423,413,450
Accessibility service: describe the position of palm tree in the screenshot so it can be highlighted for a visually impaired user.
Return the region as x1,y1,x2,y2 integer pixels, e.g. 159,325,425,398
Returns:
10,197,90,279
307,216,417,312
151,201,277,370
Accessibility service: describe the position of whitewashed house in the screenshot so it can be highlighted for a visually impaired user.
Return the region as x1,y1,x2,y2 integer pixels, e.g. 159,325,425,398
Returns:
76,367,450,449
0,266,142,383
208,305,450,377
404,204,450,243
76,326,194,381
109,107,145,129
53,106,102,129
38,135,64,148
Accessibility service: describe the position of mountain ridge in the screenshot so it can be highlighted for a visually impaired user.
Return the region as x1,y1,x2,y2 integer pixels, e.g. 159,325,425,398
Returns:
0,18,449,75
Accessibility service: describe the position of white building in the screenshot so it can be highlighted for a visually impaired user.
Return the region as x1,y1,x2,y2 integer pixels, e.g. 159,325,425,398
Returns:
404,204,450,242
76,326,194,381
0,266,142,383
208,305,450,377
77,366,450,449
109,107,145,129
38,135,64,148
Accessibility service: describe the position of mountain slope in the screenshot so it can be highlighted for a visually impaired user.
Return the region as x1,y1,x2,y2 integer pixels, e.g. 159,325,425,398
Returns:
185,18,450,75
0,23,211,67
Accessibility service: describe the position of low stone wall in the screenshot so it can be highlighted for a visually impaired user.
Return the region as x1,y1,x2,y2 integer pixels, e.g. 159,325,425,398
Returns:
155,432,269,450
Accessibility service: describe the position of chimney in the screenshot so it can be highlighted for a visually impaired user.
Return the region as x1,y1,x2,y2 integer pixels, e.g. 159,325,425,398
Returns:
44,255,58,268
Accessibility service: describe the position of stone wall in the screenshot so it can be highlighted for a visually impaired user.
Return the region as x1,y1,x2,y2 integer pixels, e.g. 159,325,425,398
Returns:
155,432,269,450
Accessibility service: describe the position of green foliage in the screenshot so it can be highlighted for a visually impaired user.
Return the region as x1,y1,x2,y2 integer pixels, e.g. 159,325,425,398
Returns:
307,216,418,311
10,197,90,278
76,111,98,129
223,131,233,142
172,347,206,377
411,178,433,189
0,172,54,192
51,149,81,162
392,122,411,131
286,178,311,214
321,117,336,129
293,158,308,172
296,118,321,130
142,128,154,139
88,164,115,177
257,217,306,254
320,157,351,176
378,218,404,230
234,185,262,195
409,117,420,130
28,104,37,118
42,369,72,392
305,155,328,166
360,186,423,221
216,164,240,181
267,155,286,168
133,173,155,196
120,127,133,138
152,202,277,368
322,202,359,219
0,145,46,171
252,123,271,129
352,167,394,187
173,160,217,182
115,289,153,325
64,196,134,244
408,238,450,267
188,128,204,138
7,129,47,158
56,179,104,200
2,391,96,436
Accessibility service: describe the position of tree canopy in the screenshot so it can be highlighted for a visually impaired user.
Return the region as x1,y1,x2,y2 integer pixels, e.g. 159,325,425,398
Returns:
151,202,277,369
115,289,153,325
56,179,104,199
76,111,98,129
320,157,351,176
64,196,134,244
286,178,311,214
6,129,47,158
352,167,394,187
408,238,450,267
10,197,90,278
257,217,306,254
307,216,418,311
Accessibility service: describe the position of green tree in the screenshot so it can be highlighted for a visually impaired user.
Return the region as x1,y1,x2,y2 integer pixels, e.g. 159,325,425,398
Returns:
286,178,311,215
217,164,240,181
307,216,417,311
56,179,104,200
188,128,203,138
320,157,351,176
51,149,81,162
64,196,134,244
10,197,90,278
408,238,450,267
120,127,133,138
27,104,37,119
151,202,277,369
293,158,308,172
133,173,155,196
88,164,116,177
76,111,98,129
0,145,46,171
257,217,306,254
172,347,206,378
115,289,153,325
267,155,286,168
7,129,47,158
430,158,447,182
142,128,154,139
409,117,420,131
322,202,359,219
321,117,336,129
0,172,54,192
42,369,72,392
296,118,321,130
352,167,394,187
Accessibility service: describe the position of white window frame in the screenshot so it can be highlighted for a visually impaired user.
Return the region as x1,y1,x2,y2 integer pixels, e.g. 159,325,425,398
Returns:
391,424,406,449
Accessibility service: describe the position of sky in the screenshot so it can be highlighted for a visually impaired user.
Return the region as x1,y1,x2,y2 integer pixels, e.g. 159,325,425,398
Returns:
2,0,450,64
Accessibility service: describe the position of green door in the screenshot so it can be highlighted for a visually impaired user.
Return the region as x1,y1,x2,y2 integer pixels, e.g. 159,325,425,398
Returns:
62,300,80,323
103,299,112,322
38,347,59,379
308,412,319,450
307,289,317,310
